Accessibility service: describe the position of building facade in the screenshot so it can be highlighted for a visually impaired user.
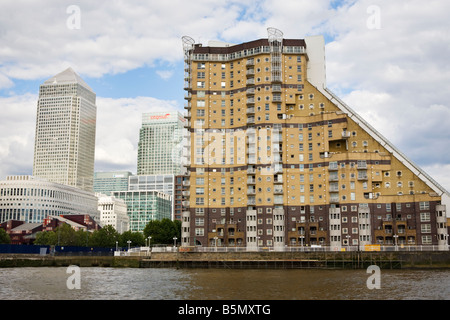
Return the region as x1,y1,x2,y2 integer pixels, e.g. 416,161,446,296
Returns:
97,194,129,233
181,28,449,250
137,112,186,176
113,190,172,232
94,171,133,196
33,67,97,192
0,175,100,225
128,174,177,220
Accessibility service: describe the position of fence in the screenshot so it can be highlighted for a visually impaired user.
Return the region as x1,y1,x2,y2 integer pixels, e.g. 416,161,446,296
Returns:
0,244,117,256
117,244,449,254
187,245,449,253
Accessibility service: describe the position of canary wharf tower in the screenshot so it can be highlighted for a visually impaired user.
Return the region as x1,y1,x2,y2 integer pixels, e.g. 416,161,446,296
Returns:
33,68,97,192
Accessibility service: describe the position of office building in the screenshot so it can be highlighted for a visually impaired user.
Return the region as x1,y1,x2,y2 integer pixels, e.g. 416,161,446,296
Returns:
94,171,133,196
33,67,97,192
113,190,172,232
137,112,186,175
181,28,449,250
0,175,100,225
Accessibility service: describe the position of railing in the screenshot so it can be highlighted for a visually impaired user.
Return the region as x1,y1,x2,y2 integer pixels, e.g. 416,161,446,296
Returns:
120,244,449,254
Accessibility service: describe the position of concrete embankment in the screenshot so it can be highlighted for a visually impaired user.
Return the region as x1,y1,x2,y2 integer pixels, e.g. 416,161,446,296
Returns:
1,251,449,269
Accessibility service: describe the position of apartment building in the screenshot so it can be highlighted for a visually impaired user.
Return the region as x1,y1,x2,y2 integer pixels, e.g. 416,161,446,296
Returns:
181,28,449,250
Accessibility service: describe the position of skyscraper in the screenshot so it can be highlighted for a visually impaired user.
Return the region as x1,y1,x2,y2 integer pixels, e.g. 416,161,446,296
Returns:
32,67,97,192
137,112,186,175
181,28,449,250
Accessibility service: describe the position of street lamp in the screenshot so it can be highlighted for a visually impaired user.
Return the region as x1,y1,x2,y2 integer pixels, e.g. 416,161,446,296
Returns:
393,234,399,251
346,235,351,251
300,235,305,252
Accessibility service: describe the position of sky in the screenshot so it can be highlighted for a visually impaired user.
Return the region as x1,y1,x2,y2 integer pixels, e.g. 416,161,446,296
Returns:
0,0,449,191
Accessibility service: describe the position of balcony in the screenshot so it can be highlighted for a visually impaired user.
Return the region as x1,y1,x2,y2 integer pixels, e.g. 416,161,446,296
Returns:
182,191,190,196
246,58,255,66
272,84,282,92
182,181,190,187
273,177,283,184
246,88,255,95
274,197,284,205
328,162,338,171
329,185,339,192
246,107,255,115
247,189,256,195
247,117,255,124
246,98,255,105
358,172,368,181
247,178,256,184
357,161,368,169
342,131,351,139
273,188,284,194
272,95,282,102
329,175,339,182
329,194,340,203
246,78,255,85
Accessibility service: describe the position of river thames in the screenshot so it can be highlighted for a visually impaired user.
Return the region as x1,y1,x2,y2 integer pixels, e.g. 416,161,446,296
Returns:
0,267,448,300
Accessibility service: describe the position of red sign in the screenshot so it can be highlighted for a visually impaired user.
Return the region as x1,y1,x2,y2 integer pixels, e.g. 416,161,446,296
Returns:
150,113,171,120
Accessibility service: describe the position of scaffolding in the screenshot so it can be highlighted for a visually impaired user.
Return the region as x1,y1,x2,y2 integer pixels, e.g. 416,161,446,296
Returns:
267,27,283,83
182,36,195,91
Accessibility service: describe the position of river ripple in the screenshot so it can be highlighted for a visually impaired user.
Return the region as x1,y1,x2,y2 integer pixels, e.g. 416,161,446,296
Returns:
0,267,448,300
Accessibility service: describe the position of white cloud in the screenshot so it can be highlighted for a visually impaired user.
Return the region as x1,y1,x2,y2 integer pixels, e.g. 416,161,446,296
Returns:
156,70,174,81
0,93,181,180
94,96,180,173
0,94,37,179
0,0,449,192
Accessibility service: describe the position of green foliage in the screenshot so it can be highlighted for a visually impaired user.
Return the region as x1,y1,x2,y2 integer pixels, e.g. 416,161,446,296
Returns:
143,218,181,245
119,230,144,247
0,228,11,244
32,219,181,248
88,225,119,248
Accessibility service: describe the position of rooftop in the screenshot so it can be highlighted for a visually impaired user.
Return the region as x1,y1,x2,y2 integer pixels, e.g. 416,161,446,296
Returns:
42,67,93,91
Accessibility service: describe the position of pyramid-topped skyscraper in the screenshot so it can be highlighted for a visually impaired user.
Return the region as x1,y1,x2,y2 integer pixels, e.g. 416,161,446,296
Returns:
33,67,97,192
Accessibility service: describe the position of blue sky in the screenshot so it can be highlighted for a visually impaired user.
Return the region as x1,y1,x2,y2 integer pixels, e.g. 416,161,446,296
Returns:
0,0,449,193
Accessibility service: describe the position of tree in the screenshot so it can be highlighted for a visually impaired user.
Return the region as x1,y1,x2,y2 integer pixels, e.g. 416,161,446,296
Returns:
89,225,119,247
119,230,145,248
0,228,10,244
143,218,180,245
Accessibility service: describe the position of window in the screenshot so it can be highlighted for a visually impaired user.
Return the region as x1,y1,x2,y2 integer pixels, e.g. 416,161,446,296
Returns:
195,228,204,236
421,224,431,234
420,202,430,210
420,212,430,222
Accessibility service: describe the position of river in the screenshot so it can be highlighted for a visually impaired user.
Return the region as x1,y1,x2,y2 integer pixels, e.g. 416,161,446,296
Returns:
0,267,448,300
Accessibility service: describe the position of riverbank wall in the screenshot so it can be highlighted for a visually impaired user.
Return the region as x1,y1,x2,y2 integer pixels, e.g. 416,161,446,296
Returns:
1,251,449,269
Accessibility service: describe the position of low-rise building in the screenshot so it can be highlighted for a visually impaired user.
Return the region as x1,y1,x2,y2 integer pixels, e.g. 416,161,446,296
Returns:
0,175,100,225
97,194,129,233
